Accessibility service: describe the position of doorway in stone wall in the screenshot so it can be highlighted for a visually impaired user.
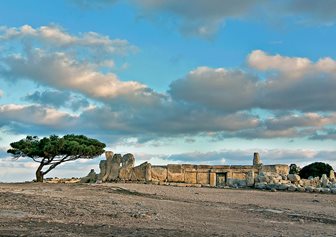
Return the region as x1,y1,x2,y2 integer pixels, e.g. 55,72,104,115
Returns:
216,173,227,187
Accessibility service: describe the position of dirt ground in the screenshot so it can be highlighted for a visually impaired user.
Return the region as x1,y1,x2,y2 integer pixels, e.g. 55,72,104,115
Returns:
0,182,335,237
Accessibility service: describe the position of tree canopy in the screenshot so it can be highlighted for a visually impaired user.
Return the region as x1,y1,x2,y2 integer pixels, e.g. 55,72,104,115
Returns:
7,134,106,182
299,162,333,179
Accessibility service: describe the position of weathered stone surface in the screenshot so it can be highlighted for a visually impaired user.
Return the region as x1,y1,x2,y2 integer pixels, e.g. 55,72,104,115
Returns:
288,174,301,183
185,172,197,184
102,151,114,182
321,174,329,188
253,152,261,166
209,173,216,187
167,164,185,182
130,162,151,181
287,184,297,192
277,184,289,190
305,186,315,192
196,172,209,185
329,170,335,181
255,182,267,189
321,188,331,193
98,160,106,180
297,187,305,192
246,171,255,187
331,188,336,194
262,165,289,175
151,166,167,182
80,169,97,183
119,153,135,180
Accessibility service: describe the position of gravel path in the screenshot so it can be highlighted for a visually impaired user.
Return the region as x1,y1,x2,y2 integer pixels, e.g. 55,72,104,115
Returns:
0,182,335,236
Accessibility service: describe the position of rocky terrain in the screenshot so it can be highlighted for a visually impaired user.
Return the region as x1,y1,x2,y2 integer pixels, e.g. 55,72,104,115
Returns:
0,182,336,236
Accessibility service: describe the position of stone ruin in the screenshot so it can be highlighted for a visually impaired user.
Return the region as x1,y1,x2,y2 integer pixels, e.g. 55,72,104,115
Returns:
80,151,336,194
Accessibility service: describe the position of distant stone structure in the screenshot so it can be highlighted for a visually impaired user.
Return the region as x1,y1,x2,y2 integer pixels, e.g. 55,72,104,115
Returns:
97,151,289,188
90,151,336,193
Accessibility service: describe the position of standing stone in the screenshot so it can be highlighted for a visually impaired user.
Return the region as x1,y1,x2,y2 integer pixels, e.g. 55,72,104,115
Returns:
80,169,98,183
98,160,107,180
321,174,329,188
108,154,122,181
102,151,114,182
119,153,135,180
253,152,262,166
329,170,335,181
246,170,255,187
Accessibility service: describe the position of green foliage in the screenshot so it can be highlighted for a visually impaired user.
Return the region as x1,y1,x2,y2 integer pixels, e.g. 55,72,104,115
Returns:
289,164,300,174
8,134,105,159
299,162,333,179
7,134,106,181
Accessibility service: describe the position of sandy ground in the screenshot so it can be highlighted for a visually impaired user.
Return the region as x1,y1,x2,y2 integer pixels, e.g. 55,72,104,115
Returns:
0,182,335,237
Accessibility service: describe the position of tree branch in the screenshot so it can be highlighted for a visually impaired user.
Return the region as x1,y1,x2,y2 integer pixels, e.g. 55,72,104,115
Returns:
42,155,70,175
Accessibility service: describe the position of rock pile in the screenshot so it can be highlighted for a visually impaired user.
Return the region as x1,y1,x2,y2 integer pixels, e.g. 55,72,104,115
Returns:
254,171,336,194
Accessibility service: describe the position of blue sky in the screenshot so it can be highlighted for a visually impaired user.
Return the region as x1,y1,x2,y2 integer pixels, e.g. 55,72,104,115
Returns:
1,0,336,181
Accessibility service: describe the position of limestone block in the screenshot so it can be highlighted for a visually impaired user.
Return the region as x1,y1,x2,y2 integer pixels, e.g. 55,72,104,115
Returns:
167,164,185,182
246,170,254,187
262,165,289,175
185,172,197,184
278,184,289,190
232,172,246,180
196,172,209,185
253,152,261,166
102,151,113,181
151,166,167,182
321,174,329,188
329,170,335,181
209,173,216,187
297,187,305,192
288,174,301,183
107,154,122,181
98,160,106,180
287,184,297,192
130,162,151,181
119,153,135,181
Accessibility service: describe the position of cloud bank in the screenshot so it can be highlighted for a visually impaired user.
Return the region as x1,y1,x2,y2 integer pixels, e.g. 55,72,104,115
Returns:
1,25,336,144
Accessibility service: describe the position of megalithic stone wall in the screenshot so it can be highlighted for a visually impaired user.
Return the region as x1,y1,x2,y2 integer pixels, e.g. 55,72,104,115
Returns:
98,151,290,188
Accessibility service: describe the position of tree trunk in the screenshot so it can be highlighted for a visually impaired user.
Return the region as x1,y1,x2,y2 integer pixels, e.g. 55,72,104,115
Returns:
36,163,44,182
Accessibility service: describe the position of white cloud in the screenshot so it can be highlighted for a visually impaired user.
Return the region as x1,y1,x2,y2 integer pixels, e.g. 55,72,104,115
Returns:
0,104,76,130
248,50,336,78
1,48,148,100
0,25,137,55
169,66,258,111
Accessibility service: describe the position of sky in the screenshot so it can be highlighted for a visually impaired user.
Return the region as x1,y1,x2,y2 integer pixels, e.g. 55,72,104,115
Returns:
1,0,336,182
